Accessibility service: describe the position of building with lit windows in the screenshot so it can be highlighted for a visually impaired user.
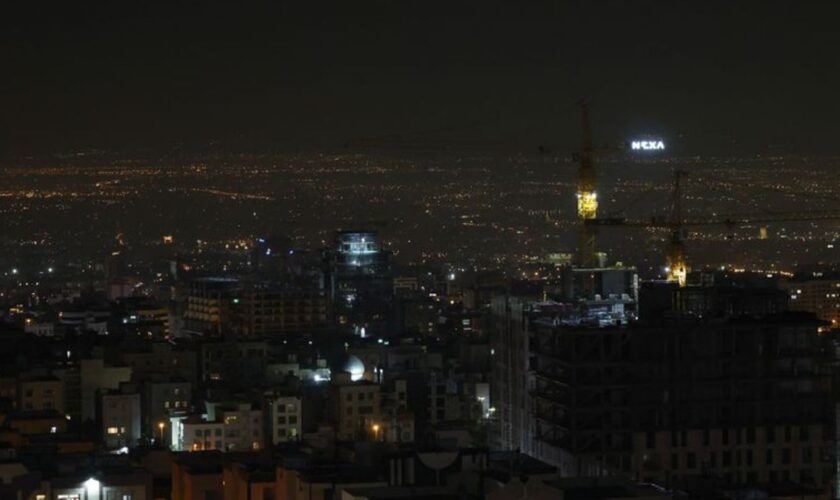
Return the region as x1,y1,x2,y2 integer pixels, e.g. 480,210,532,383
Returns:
183,277,327,337
233,282,327,336
266,394,302,444
206,401,264,451
175,417,226,452
101,392,142,449
182,277,239,335
173,402,263,452
328,231,393,333
329,370,382,441
144,379,191,447
783,274,840,330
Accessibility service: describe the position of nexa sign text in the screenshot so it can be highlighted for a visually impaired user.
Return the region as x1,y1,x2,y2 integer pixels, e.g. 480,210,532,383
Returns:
630,140,665,151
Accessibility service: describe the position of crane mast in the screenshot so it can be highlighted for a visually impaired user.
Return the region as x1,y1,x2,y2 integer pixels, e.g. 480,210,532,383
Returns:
665,170,689,286
576,100,599,267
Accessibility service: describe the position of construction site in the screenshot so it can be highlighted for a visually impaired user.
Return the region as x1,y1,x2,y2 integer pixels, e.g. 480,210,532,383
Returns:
490,101,840,493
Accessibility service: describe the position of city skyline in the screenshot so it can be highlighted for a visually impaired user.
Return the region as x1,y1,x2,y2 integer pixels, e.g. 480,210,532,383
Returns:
2,3,840,500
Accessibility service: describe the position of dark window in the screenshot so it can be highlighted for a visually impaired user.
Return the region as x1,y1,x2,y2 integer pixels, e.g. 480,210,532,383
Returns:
722,429,729,445
687,453,696,469
766,449,773,465
646,432,655,449
782,448,791,465
767,426,776,443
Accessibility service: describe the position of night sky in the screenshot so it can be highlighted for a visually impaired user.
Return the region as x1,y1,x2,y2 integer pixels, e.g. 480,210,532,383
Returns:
3,1,840,157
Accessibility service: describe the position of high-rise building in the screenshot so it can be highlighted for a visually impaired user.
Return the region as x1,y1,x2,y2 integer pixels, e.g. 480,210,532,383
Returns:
328,231,393,333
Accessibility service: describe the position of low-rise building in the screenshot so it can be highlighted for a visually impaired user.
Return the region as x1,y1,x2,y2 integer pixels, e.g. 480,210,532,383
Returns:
266,395,302,444
329,372,381,442
18,376,64,413
101,392,142,449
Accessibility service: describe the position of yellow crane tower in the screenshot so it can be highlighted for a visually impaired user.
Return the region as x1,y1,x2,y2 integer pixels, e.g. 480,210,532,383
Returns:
665,170,689,285
576,100,599,268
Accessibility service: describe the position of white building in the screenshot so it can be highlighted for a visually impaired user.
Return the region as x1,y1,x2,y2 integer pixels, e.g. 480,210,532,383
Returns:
172,401,264,452
267,395,302,444
206,401,264,451
174,416,225,451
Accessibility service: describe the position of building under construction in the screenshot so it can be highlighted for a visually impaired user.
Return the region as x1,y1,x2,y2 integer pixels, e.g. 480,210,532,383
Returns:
493,290,835,487
491,289,836,490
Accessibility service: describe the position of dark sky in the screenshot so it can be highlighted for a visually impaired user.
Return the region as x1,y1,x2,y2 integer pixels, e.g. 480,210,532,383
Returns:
3,1,840,157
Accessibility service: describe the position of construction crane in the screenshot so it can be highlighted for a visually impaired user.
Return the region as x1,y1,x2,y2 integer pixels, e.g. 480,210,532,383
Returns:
666,170,688,286
585,172,840,286
575,100,599,268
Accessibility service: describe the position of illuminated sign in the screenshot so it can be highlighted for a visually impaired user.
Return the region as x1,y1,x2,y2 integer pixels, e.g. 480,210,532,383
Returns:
630,140,665,151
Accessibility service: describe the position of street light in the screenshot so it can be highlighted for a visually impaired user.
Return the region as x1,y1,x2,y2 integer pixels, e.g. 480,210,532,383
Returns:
158,421,166,444
372,423,380,441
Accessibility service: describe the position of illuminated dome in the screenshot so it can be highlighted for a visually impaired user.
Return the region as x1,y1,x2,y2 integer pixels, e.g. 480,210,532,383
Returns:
340,354,365,381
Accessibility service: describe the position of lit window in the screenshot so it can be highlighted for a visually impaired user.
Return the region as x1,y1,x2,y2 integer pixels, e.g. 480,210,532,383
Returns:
107,427,120,435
